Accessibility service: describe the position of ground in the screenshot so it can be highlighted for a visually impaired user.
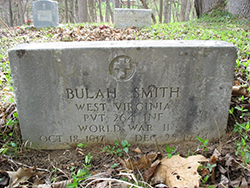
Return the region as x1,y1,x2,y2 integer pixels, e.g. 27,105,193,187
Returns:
0,105,248,187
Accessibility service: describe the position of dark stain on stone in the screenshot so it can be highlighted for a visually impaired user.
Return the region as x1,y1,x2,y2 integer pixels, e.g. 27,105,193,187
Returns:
83,71,89,76
16,50,26,58
185,96,198,131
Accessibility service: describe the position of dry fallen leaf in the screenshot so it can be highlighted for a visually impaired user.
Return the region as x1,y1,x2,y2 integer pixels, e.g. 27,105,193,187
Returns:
232,85,250,97
121,152,159,170
230,177,242,188
225,154,242,171
218,164,227,174
37,179,72,188
124,154,151,170
209,156,217,183
234,80,241,85
96,180,108,188
7,166,41,187
219,174,229,187
132,147,142,154
240,177,248,188
0,170,10,187
208,149,222,183
144,159,161,182
153,155,208,188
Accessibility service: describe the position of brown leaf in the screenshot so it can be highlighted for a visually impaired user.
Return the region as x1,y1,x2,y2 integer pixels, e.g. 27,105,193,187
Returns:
0,171,10,187
132,147,142,154
240,177,248,188
144,159,161,182
138,154,151,168
37,179,72,188
209,155,217,183
76,27,80,35
121,152,159,170
209,149,222,183
147,151,161,163
200,168,210,177
7,166,41,187
218,164,227,174
225,154,241,171
96,180,108,188
124,154,151,170
219,174,229,188
119,158,128,169
234,80,241,85
153,155,207,188
230,177,242,188
232,85,250,97
211,149,222,161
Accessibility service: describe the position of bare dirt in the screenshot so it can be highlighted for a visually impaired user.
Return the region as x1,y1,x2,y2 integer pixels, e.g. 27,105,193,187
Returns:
0,120,243,187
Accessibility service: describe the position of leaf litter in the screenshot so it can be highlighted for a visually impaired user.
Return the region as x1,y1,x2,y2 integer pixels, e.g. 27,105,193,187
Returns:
153,155,207,188
0,23,250,187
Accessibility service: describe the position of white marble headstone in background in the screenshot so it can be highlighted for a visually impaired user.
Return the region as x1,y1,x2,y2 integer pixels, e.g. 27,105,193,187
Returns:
114,8,151,28
32,0,59,28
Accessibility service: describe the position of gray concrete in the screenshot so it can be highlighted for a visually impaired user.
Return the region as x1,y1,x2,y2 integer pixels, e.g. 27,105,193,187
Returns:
32,0,59,28
8,40,236,149
114,8,151,28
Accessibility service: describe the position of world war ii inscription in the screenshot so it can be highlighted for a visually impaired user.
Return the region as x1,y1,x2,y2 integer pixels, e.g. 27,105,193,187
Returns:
8,41,236,149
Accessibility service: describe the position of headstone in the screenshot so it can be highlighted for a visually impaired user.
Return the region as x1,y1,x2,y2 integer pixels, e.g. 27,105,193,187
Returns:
32,0,59,28
8,40,236,149
122,0,137,6
114,8,151,28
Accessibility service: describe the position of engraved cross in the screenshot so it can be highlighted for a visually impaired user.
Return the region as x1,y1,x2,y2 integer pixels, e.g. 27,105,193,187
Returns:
42,3,46,9
114,58,131,79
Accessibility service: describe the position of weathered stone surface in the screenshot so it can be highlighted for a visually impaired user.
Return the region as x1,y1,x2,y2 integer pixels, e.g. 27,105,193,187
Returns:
226,0,250,17
8,40,236,149
114,8,151,28
32,0,59,28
